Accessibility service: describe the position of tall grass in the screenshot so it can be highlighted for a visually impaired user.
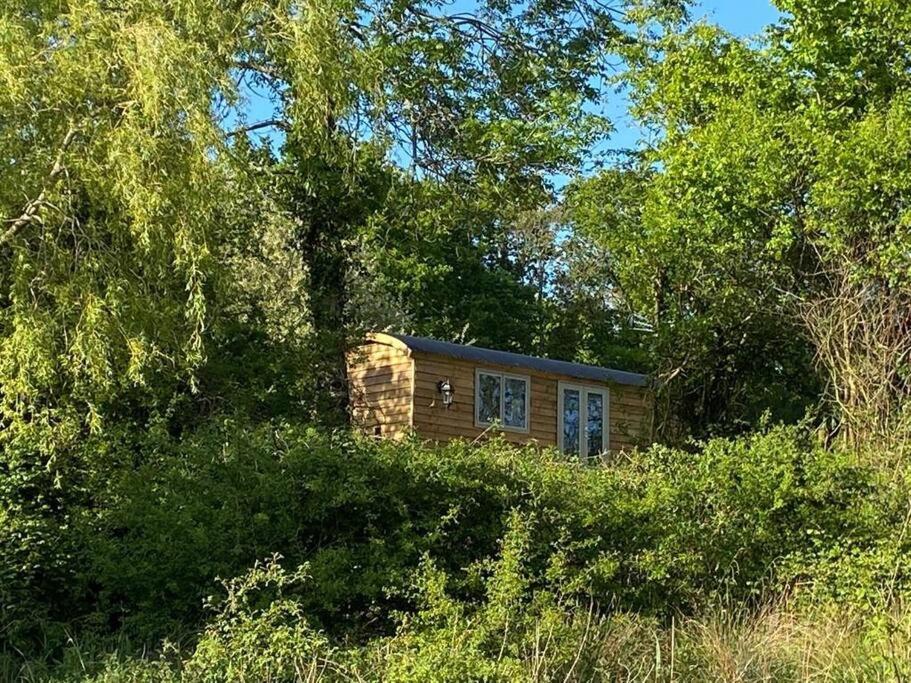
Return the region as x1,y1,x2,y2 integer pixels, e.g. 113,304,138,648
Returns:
9,600,911,682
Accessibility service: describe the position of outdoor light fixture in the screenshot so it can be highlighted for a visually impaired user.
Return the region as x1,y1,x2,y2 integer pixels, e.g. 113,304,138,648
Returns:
437,379,454,408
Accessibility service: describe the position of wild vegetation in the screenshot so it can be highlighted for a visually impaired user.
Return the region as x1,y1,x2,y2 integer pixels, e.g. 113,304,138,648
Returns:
4,0,911,680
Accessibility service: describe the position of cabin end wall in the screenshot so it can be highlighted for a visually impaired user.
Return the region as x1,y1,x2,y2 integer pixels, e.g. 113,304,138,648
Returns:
607,384,653,452
347,340,414,439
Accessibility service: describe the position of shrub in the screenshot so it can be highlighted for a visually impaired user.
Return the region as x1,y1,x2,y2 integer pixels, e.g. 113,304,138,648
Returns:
623,427,892,607
180,556,334,682
4,417,909,665
24,551,911,682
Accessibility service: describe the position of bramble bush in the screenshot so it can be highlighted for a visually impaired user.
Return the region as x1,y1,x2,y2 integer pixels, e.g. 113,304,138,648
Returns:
12,516,911,682
4,417,909,669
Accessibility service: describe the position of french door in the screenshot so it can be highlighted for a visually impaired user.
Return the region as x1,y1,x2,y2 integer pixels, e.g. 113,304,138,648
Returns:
558,382,609,457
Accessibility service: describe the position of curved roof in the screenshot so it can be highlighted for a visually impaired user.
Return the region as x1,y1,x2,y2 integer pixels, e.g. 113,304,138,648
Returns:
371,333,649,387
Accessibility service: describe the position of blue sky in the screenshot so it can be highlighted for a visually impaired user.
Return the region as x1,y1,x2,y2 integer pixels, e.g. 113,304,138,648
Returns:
695,0,781,36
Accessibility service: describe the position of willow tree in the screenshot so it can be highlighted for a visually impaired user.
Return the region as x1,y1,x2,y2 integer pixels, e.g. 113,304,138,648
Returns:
4,3,223,443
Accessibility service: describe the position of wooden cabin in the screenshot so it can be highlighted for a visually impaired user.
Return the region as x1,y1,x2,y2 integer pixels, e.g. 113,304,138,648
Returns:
347,333,652,455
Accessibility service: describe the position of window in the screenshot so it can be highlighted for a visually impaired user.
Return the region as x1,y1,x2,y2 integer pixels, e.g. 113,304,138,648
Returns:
558,382,609,457
475,369,530,432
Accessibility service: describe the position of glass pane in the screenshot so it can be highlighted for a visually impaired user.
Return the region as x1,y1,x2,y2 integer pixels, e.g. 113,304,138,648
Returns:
477,373,500,424
587,392,604,457
562,388,580,455
503,377,527,429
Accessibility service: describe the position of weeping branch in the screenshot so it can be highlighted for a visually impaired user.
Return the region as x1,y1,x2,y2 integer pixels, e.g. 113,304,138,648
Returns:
1,126,77,248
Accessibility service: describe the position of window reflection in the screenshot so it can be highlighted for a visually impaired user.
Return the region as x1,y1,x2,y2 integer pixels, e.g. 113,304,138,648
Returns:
587,392,604,457
562,388,580,455
504,377,527,428
478,372,500,424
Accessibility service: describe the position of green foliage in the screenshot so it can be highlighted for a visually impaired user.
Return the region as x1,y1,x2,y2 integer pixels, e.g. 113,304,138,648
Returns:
567,163,820,437
567,1,911,438
17,522,911,682
353,179,547,351
0,0,647,658
355,181,650,372
5,419,907,661
9,1,911,680
628,429,885,605
0,0,254,437
180,557,334,682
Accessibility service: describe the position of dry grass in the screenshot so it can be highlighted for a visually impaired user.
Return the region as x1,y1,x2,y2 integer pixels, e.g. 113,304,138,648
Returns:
573,601,911,682
11,600,911,682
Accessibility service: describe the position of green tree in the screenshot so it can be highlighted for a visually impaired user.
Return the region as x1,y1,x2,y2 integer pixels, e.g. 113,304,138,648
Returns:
0,0,671,635
0,0,244,443
352,179,548,353
239,0,634,424
572,1,911,439
567,2,911,438
352,184,650,371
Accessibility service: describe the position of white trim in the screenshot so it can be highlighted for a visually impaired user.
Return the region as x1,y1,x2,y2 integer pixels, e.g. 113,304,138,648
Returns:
558,381,610,457
474,368,531,434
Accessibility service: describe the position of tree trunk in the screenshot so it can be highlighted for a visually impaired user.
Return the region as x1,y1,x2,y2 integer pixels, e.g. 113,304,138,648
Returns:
301,233,351,428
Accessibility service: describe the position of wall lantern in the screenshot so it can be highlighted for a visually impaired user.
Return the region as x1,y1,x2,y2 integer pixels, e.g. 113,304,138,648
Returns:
437,378,454,408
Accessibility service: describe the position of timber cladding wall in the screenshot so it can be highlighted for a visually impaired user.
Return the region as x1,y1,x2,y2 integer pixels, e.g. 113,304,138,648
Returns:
412,351,555,445
346,340,414,439
411,351,650,451
347,335,653,451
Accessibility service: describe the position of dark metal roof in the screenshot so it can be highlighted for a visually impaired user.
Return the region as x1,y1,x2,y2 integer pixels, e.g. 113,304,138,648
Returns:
386,333,649,387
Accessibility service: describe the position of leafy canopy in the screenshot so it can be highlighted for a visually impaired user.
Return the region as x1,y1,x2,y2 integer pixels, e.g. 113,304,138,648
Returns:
567,1,911,436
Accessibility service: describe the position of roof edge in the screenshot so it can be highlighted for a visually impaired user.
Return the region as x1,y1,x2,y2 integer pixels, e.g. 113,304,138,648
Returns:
367,332,649,387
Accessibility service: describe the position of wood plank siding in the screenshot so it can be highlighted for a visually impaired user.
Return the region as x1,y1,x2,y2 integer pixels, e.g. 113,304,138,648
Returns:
347,333,653,451
346,340,414,439
411,352,650,450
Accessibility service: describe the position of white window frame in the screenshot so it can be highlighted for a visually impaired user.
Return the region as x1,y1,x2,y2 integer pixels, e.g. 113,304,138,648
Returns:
558,381,610,457
474,368,531,433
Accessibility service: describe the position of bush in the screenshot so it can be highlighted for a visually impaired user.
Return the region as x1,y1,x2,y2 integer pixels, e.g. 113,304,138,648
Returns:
623,428,893,607
20,542,911,682
180,556,334,682
81,422,874,638
4,418,910,668
74,420,640,640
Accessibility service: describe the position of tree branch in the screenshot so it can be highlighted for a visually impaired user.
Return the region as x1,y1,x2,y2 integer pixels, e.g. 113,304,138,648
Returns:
234,59,282,80
227,119,289,137
1,126,77,248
